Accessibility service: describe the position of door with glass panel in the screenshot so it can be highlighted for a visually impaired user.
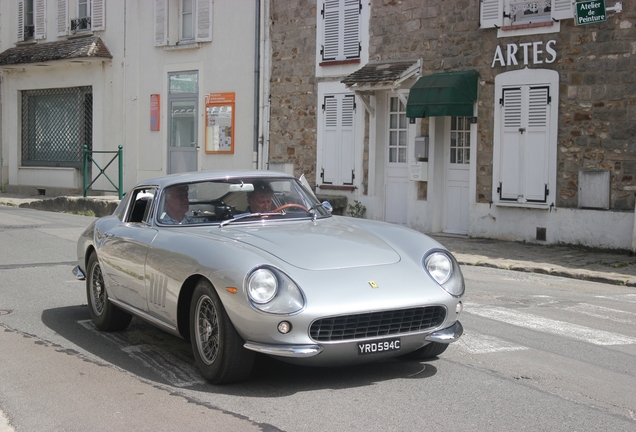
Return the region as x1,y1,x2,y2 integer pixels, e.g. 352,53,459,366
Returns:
167,71,198,174
384,95,408,224
444,116,470,234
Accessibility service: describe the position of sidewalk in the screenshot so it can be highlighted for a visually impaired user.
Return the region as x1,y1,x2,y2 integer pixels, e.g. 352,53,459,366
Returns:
2,192,636,287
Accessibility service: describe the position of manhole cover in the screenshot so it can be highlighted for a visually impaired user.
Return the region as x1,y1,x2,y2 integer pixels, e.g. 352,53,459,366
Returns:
0,310,12,316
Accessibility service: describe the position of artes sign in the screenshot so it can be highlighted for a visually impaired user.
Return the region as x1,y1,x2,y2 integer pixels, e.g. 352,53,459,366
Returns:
575,0,607,25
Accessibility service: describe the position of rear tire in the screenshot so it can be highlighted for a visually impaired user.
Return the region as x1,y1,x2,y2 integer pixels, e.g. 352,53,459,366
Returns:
190,279,254,384
86,252,132,331
403,342,448,360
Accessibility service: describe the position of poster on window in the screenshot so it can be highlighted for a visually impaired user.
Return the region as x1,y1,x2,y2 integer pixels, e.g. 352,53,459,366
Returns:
205,92,235,154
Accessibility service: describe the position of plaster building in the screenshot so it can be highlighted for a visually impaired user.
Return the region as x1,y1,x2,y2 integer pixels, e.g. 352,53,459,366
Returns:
267,0,636,249
0,0,265,196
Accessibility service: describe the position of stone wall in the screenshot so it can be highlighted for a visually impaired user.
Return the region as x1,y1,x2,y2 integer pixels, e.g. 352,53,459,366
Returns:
269,0,636,209
269,1,319,183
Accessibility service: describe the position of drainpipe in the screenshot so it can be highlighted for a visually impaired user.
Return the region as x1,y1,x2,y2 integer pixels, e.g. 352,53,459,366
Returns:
258,0,271,170
252,0,261,169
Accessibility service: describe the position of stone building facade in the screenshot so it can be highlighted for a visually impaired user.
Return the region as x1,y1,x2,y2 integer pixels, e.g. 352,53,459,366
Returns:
267,0,636,248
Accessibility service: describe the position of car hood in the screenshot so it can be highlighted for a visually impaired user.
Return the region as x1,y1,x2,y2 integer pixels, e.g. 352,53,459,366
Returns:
209,218,401,270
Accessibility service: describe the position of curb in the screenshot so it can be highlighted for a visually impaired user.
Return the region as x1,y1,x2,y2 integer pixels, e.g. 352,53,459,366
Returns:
454,254,636,287
0,196,119,217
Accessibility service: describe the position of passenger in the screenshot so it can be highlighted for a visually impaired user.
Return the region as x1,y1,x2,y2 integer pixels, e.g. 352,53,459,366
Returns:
160,185,194,225
246,180,275,213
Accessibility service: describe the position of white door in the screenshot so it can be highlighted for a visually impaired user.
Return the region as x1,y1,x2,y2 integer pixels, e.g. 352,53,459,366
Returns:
444,116,470,234
385,96,408,224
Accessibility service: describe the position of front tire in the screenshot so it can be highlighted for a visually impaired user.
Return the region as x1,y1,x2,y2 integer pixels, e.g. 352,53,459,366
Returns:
189,279,254,384
403,342,448,360
86,252,132,331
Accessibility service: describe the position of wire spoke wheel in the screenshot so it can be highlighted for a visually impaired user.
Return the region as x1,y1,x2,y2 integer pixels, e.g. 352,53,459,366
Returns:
189,279,255,384
195,295,220,365
89,260,105,316
86,252,132,331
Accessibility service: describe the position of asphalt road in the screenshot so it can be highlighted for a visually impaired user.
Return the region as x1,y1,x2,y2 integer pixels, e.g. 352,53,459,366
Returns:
0,206,635,431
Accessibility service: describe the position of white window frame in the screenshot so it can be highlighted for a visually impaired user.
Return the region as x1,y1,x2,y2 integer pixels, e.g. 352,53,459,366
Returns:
154,0,213,47
492,68,558,208
18,0,46,41
180,0,195,42
387,95,408,165
480,0,573,37
316,83,361,188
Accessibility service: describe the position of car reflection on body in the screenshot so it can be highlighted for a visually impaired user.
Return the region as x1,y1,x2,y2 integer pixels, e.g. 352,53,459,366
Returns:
73,170,464,384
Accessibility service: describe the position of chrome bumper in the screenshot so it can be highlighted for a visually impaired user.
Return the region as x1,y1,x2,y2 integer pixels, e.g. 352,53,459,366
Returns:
72,265,85,281
425,321,463,343
243,341,323,358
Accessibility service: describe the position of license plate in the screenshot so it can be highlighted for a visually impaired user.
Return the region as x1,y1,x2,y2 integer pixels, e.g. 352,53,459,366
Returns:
357,338,401,355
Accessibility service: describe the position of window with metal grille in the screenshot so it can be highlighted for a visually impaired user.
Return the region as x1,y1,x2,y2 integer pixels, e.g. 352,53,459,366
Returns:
21,87,93,168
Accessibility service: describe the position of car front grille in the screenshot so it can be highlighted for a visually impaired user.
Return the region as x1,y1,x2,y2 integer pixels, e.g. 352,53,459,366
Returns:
309,306,446,342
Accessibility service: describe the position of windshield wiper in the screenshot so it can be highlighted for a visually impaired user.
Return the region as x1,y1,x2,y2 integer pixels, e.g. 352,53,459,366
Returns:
219,212,280,228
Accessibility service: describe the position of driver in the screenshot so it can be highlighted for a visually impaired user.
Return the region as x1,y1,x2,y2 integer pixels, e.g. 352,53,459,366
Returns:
246,180,275,213
160,185,194,225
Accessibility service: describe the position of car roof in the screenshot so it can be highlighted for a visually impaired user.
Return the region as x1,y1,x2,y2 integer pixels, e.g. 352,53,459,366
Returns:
136,170,295,189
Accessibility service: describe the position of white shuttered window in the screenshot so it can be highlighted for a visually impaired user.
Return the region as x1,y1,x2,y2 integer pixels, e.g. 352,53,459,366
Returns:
321,94,356,185
154,0,212,46
321,0,360,61
480,0,574,29
18,0,46,41
498,85,551,203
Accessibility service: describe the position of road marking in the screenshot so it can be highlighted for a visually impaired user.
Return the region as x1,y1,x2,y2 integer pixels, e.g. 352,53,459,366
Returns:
563,303,636,325
453,332,527,354
79,320,205,387
595,294,636,304
0,409,14,432
465,307,636,346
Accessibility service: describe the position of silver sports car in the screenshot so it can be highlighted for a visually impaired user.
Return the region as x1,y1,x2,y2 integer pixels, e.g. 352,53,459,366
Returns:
73,170,464,384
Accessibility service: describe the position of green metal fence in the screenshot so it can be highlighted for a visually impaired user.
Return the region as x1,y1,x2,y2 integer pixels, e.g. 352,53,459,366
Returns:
82,145,124,199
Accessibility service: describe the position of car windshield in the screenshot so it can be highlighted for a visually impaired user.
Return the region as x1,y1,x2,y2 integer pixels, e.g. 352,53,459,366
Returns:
155,177,331,226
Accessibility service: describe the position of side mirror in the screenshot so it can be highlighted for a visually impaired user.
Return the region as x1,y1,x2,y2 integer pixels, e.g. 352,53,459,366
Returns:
321,201,333,214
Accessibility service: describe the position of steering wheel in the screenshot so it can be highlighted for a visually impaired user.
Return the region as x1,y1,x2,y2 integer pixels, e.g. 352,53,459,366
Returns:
273,203,309,213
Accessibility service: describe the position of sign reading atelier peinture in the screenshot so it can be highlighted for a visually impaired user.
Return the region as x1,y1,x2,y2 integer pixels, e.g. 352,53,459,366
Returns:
575,0,607,26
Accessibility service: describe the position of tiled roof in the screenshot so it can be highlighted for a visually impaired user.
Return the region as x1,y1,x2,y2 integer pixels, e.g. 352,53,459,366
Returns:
341,60,420,88
0,36,112,66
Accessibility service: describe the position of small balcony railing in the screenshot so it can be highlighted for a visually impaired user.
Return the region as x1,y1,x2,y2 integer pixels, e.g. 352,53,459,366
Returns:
71,17,92,33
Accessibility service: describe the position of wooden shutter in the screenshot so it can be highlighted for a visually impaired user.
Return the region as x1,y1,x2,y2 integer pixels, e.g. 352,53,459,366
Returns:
195,0,213,42
551,0,574,21
480,0,503,28
321,0,360,61
499,87,523,201
57,0,68,36
35,0,46,39
154,0,168,46
91,0,105,30
17,0,25,42
499,85,551,203
322,0,340,61
342,0,360,59
322,95,339,184
339,95,355,184
524,86,550,202
321,94,355,185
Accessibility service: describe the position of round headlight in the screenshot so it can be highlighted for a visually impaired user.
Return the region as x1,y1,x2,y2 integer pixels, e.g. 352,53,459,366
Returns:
425,252,453,285
247,269,278,304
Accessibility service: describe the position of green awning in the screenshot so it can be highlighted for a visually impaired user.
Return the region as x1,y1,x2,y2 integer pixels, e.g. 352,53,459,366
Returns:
406,70,478,118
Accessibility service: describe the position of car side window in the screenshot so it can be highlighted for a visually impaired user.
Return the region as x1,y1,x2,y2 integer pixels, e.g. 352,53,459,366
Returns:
126,188,157,224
